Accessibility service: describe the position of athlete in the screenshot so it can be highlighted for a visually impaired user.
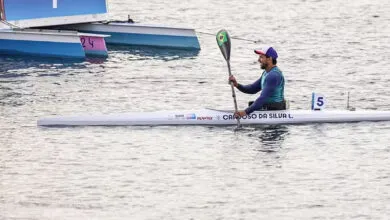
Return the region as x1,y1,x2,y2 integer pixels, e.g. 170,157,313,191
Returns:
229,46,286,118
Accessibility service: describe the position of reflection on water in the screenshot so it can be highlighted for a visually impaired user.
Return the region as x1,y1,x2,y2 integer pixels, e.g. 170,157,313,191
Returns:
107,44,200,61
0,55,88,71
0,56,107,108
0,44,199,74
0,56,91,73
244,125,289,152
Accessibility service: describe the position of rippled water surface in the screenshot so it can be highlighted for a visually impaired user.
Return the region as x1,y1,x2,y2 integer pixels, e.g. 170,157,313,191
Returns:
1,0,390,219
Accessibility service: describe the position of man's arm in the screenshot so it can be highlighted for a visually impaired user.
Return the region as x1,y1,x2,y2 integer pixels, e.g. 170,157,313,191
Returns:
244,72,282,114
236,77,262,94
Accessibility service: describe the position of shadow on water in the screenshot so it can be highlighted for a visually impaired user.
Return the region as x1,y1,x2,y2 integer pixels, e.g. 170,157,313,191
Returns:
0,45,199,73
107,44,200,61
0,56,112,79
0,55,102,73
242,125,289,152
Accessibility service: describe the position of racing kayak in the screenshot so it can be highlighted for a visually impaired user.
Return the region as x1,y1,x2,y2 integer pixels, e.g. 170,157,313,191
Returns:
37,108,390,126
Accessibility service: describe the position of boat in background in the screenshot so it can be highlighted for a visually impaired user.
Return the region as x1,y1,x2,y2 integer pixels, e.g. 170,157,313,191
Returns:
59,22,201,50
0,0,110,58
0,28,108,58
3,0,109,28
0,0,200,59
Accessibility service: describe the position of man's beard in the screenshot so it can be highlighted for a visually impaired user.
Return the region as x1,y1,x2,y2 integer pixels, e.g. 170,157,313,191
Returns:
261,63,267,70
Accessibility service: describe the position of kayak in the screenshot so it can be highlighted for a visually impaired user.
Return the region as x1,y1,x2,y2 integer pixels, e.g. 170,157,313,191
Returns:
37,108,390,126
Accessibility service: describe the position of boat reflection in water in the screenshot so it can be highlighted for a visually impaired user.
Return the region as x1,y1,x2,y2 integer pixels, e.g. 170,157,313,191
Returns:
107,44,200,61
245,125,289,152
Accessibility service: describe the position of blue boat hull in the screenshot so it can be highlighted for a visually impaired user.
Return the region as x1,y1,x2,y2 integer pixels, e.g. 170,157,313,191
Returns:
88,31,200,50
0,39,85,59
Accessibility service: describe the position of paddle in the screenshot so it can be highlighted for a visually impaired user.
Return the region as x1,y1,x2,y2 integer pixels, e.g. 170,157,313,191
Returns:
216,29,241,129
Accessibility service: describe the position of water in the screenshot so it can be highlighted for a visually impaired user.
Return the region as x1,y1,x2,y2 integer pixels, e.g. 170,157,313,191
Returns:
1,0,390,219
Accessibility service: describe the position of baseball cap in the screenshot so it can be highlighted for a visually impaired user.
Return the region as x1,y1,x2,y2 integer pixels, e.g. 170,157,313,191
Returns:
254,46,278,60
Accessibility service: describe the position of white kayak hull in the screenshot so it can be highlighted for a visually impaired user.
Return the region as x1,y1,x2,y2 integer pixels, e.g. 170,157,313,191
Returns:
37,108,390,126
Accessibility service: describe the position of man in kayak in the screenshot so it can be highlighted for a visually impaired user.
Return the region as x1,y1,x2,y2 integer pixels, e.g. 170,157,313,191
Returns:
229,46,286,118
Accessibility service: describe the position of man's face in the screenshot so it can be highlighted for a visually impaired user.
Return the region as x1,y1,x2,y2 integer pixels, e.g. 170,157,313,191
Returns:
258,54,269,70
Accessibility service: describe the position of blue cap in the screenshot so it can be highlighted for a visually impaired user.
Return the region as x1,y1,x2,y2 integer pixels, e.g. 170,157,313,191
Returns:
254,46,278,60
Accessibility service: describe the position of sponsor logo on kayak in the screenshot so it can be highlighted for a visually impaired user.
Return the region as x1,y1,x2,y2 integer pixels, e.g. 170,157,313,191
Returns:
222,113,293,120
186,114,196,119
175,114,185,119
174,114,197,120
197,116,213,120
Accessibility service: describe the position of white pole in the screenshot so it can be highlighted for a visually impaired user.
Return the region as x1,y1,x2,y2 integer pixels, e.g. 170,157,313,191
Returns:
53,0,57,8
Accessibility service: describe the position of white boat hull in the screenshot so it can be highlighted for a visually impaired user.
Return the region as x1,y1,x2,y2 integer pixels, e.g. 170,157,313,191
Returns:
37,109,390,126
